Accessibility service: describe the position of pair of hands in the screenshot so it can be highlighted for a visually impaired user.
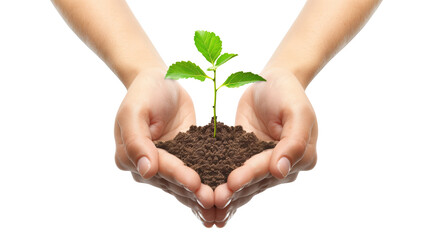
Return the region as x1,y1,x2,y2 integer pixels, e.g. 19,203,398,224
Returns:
114,69,318,228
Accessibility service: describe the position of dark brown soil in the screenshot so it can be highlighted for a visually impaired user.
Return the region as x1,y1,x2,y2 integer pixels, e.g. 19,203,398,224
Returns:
155,119,276,190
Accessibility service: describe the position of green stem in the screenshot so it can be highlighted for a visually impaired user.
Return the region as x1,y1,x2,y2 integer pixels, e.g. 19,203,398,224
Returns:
213,69,217,138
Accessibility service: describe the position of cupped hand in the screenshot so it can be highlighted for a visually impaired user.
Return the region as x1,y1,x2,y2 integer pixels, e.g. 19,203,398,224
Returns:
214,70,318,226
114,70,214,226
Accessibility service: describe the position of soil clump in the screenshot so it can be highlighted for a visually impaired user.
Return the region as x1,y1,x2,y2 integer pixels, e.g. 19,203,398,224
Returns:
155,119,276,190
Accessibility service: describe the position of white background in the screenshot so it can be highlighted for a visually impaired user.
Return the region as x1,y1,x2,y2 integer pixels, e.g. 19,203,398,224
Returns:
1,0,428,239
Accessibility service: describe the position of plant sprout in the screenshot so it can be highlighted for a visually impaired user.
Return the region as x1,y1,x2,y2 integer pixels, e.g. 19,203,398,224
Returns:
165,30,266,137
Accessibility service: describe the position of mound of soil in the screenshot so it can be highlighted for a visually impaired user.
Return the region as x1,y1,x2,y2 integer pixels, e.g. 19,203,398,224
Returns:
155,119,276,190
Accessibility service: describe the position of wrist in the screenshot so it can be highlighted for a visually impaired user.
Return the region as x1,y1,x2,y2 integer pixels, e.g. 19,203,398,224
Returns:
262,49,324,89
122,64,167,90
260,67,309,90
125,66,167,90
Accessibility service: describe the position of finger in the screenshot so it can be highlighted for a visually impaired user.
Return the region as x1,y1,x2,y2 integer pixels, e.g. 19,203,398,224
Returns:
214,183,233,209
215,208,238,228
215,222,227,228
175,195,215,222
216,150,271,209
231,176,275,201
197,208,216,223
191,208,215,227
227,150,272,192
203,222,215,228
155,177,197,200
116,108,159,179
297,121,318,172
157,149,201,193
114,121,133,171
131,172,198,200
270,115,314,179
214,206,231,223
114,143,130,171
215,193,258,228
195,184,215,209
226,193,255,214
181,198,215,227
183,198,216,223
290,142,317,173
214,174,300,229
229,173,297,203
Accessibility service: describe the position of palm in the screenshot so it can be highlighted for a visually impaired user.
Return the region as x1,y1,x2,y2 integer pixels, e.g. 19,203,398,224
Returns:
115,74,215,226
235,89,274,141
127,77,196,141
236,81,287,141
214,76,317,226
150,86,196,141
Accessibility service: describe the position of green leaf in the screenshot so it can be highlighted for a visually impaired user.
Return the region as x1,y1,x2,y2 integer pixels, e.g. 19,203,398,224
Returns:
215,53,238,68
165,61,209,81
206,53,238,71
194,30,222,64
221,72,266,88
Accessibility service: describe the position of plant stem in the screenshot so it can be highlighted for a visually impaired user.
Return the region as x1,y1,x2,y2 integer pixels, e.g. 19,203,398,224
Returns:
213,69,217,138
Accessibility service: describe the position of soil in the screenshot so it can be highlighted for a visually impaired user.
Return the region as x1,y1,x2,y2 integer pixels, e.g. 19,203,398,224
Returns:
155,119,276,190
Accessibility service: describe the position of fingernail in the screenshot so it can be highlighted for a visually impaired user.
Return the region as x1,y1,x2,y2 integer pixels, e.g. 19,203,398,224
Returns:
196,210,208,222
137,157,151,178
196,198,206,209
236,182,250,193
277,157,291,178
178,183,193,193
225,212,234,225
236,186,245,193
184,186,193,193
221,198,232,209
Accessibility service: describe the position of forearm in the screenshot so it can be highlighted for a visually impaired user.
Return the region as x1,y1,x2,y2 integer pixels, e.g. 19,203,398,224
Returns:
52,0,165,88
263,0,381,88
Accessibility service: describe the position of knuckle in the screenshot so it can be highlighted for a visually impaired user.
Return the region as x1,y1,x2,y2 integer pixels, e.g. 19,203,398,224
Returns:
303,104,316,117
293,103,314,117
123,134,137,147
123,135,141,155
117,103,135,119
116,104,145,126
292,147,317,171
288,138,308,158
117,102,148,122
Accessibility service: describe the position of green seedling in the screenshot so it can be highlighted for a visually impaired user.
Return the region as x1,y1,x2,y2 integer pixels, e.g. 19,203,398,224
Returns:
165,30,266,137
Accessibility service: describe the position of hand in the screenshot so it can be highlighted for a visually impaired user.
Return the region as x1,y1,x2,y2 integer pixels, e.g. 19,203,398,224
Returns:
114,69,214,225
214,70,318,225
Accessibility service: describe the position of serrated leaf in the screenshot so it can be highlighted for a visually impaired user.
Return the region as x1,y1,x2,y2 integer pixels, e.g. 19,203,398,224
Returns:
165,61,209,81
194,30,222,64
206,53,238,71
221,72,266,88
215,53,238,68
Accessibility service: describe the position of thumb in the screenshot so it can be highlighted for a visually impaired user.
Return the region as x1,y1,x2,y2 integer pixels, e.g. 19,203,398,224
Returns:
117,110,159,179
269,117,311,179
